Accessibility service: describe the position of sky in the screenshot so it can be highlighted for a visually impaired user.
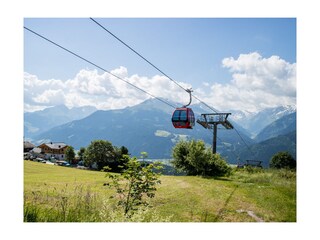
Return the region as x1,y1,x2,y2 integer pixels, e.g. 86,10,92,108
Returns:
24,18,296,113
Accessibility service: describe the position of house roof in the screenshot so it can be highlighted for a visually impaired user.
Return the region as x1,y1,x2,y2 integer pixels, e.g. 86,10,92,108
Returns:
24,141,35,149
39,142,68,150
31,147,42,153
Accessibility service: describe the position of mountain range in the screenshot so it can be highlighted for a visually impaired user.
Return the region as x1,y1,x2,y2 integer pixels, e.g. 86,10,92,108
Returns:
24,99,296,167
229,105,296,137
24,105,97,138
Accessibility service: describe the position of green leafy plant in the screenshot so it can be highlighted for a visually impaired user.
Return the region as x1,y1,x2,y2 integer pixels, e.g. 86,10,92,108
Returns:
140,151,148,161
24,184,101,222
65,146,75,164
172,139,231,177
83,140,129,171
270,151,296,169
104,157,162,218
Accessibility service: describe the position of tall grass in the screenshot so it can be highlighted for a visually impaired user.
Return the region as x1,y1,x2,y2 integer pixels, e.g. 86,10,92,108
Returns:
24,161,296,222
24,184,102,222
24,183,172,222
228,167,296,222
230,167,296,184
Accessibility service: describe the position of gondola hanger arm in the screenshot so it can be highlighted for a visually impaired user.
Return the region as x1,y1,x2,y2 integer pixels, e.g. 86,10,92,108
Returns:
183,88,193,107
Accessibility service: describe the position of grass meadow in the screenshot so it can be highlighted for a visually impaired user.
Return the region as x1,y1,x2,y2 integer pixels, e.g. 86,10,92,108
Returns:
24,161,296,222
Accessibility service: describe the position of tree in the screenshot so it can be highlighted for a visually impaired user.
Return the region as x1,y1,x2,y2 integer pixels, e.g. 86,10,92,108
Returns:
140,151,148,161
78,147,86,162
84,140,130,171
120,146,129,156
65,146,75,164
270,151,296,169
104,157,162,218
113,146,130,172
172,140,231,177
84,140,116,170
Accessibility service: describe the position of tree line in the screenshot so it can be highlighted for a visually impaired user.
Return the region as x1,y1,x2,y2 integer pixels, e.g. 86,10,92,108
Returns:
65,138,296,175
64,140,129,172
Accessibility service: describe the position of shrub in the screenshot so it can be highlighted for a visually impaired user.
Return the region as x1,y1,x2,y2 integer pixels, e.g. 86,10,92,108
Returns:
104,157,162,218
172,140,231,177
270,151,296,170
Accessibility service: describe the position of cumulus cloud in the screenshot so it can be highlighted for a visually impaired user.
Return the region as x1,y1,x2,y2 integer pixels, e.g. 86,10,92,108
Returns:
24,52,296,113
24,67,192,112
197,52,296,112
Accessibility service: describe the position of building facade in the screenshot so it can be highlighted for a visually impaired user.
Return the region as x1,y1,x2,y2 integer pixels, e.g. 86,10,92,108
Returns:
38,142,68,160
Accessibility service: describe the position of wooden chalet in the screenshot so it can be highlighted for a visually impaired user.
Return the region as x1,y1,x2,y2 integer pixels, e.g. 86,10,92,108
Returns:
38,142,68,160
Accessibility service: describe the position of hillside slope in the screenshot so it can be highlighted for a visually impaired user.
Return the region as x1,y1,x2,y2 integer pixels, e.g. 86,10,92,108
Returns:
28,99,296,164
255,112,296,142
24,105,97,138
232,105,296,137
33,99,253,160
237,131,296,167
24,161,296,222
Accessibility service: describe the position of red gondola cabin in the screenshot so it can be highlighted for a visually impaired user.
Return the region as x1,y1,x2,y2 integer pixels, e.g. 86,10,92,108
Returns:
171,107,195,129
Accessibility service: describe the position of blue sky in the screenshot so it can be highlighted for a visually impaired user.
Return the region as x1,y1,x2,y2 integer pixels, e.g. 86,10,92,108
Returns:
24,18,296,112
24,18,296,83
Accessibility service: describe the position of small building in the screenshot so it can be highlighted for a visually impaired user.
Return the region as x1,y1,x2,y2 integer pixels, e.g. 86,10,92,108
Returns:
29,147,43,158
24,141,35,153
38,142,68,160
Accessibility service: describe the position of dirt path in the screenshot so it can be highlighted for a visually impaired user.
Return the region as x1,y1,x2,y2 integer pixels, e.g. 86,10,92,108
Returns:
237,209,264,222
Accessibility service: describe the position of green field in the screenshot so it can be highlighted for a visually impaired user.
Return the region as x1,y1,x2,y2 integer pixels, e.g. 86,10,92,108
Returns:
24,161,296,222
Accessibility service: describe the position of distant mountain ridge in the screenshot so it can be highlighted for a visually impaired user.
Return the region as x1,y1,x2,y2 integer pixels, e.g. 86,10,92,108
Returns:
26,99,296,167
254,112,296,142
237,130,296,167
30,99,252,159
229,105,296,137
24,105,97,139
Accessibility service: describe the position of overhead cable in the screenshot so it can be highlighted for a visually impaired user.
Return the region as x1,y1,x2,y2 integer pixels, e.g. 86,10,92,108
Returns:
90,17,219,113
24,26,177,110
25,24,254,160
89,18,255,158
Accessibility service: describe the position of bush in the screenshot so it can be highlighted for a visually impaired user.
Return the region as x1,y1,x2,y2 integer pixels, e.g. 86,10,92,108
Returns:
104,157,162,218
172,140,231,177
270,151,296,170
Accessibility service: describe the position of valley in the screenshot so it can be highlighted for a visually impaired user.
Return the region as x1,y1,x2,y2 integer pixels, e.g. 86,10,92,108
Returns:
24,99,296,167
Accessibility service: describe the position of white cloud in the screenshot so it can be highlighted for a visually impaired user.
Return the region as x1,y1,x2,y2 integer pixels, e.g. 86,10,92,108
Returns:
197,52,296,112
24,52,296,113
24,67,192,111
32,89,65,105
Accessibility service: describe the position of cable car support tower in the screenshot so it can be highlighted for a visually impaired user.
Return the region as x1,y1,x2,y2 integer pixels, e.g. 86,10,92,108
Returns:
197,113,234,154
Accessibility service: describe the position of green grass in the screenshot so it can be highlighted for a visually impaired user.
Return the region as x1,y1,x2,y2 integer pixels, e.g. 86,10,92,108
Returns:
24,161,296,222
